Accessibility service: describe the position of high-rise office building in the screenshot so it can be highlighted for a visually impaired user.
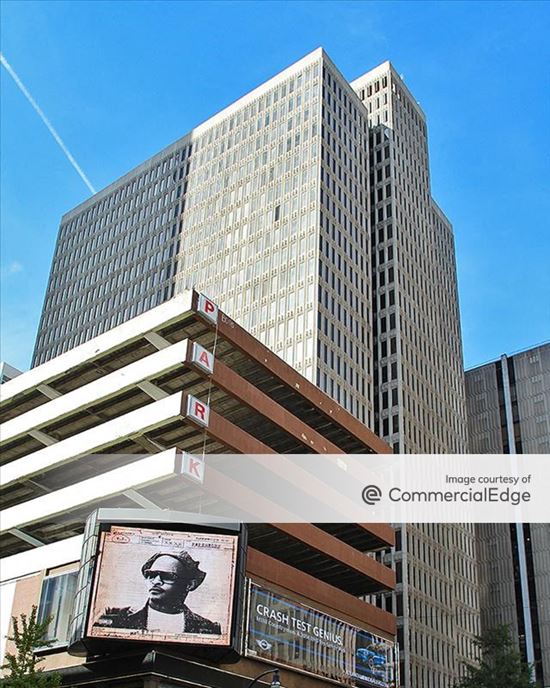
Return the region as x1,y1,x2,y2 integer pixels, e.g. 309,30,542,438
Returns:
34,50,374,430
32,48,478,686
466,342,550,686
351,62,478,688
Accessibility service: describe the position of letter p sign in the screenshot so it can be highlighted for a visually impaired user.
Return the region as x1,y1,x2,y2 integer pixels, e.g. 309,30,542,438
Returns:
198,293,218,324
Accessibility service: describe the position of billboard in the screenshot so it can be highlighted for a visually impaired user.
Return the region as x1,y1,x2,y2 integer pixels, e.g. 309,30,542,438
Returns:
245,583,398,687
86,525,239,646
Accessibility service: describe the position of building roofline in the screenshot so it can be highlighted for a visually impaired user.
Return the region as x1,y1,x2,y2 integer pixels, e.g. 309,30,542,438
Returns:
61,48,325,223
465,340,550,372
430,197,453,228
0,362,23,381
350,60,426,122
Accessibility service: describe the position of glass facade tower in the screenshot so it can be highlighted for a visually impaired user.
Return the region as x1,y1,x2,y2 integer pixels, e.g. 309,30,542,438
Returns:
466,343,550,686
33,48,479,687
351,61,478,688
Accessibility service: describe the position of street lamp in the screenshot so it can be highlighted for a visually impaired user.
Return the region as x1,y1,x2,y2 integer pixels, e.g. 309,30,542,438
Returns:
246,668,281,687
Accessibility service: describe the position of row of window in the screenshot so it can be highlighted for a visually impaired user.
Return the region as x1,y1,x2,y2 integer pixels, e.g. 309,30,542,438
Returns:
61,149,186,243
323,64,367,133
317,368,370,421
195,62,321,149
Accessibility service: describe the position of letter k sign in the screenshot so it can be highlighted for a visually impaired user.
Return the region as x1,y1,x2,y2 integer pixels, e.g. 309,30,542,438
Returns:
180,452,205,484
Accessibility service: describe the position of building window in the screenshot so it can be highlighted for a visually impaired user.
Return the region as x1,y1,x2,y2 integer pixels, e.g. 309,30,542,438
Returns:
37,570,79,648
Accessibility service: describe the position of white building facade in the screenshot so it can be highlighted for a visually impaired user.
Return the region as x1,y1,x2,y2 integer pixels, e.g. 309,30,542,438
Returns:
31,49,476,686
352,62,478,688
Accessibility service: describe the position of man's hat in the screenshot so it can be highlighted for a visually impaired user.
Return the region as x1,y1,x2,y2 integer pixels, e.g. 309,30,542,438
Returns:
141,550,206,591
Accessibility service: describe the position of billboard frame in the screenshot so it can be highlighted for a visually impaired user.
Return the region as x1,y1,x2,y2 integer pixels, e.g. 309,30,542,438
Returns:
243,579,399,688
68,508,247,662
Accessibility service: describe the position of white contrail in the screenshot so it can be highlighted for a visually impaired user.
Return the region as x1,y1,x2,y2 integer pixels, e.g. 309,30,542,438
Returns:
1,52,96,194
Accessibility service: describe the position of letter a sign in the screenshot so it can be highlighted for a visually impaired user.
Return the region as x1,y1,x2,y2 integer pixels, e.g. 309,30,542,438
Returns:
198,293,218,324
186,394,210,428
191,342,214,375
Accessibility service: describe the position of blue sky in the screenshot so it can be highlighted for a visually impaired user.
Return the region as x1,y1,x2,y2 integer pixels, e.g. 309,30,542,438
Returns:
1,0,549,371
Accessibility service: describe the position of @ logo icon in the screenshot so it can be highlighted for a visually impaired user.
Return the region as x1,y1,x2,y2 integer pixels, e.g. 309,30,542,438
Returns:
362,484,382,505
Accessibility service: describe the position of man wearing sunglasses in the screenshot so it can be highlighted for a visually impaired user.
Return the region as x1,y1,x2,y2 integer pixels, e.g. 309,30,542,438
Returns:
94,550,221,635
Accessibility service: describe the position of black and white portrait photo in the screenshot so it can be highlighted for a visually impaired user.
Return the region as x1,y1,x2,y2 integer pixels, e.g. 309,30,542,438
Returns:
87,525,238,645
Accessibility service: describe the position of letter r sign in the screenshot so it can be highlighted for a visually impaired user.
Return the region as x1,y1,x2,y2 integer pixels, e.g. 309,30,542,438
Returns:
186,395,210,427
197,293,218,324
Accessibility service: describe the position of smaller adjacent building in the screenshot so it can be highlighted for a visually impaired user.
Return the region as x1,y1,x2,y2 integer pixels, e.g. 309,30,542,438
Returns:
0,362,21,385
465,342,550,686
1,289,397,688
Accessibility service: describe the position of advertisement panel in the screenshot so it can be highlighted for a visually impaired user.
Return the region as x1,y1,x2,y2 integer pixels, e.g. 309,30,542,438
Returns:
245,582,398,687
86,525,238,645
